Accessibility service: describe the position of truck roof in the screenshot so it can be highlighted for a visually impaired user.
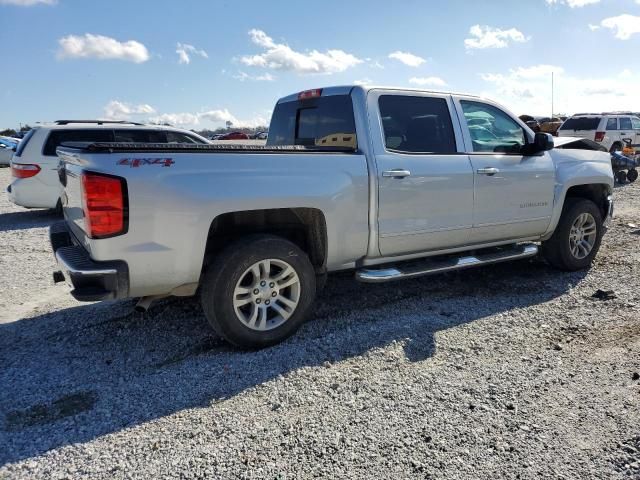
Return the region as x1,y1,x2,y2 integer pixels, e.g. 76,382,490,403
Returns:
276,85,481,103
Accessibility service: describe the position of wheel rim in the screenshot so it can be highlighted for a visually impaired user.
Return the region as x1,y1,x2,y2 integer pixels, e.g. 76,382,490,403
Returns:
569,212,597,260
232,259,301,331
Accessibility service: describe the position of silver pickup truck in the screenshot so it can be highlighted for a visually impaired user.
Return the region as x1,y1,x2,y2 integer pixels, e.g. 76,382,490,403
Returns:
51,85,614,348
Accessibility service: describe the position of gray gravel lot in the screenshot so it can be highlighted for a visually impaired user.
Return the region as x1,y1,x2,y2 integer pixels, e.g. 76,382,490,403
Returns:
0,165,639,479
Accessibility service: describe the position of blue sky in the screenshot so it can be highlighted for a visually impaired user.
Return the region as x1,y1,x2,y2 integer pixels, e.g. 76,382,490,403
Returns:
1,0,639,129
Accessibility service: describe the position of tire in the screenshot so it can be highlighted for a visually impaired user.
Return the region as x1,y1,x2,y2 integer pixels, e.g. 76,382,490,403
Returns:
541,198,603,271
200,235,316,349
627,169,638,183
610,142,623,153
616,170,628,184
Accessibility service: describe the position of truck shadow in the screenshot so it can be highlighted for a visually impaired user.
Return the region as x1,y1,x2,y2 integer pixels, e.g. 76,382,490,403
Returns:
0,209,59,233
0,259,586,466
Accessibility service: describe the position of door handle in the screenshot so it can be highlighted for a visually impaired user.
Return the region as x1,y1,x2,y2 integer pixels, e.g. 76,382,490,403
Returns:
477,167,500,176
382,169,411,178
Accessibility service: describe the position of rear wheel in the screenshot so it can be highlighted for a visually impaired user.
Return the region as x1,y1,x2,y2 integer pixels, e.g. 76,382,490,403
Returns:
541,198,603,271
616,170,628,184
200,235,316,349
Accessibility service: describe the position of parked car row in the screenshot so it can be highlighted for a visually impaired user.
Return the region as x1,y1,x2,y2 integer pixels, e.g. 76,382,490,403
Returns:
0,136,20,166
7,120,209,210
209,131,268,140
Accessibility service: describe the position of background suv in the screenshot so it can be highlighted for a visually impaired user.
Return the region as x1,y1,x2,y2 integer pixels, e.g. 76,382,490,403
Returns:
8,120,209,210
557,113,640,153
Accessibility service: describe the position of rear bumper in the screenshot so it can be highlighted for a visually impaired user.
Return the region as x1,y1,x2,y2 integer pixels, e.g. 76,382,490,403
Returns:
49,222,129,301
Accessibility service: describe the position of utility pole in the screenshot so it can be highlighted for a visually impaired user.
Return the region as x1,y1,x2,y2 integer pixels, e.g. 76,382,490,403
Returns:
551,71,554,118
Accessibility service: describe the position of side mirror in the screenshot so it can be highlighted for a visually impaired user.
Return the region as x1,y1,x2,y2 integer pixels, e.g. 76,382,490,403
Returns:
533,132,554,152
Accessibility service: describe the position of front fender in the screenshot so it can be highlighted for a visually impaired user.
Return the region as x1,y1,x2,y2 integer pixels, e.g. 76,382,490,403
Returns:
542,149,614,239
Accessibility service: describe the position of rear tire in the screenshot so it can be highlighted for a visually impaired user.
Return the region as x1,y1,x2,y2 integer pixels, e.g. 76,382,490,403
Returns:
616,170,628,184
541,198,603,271
200,235,316,349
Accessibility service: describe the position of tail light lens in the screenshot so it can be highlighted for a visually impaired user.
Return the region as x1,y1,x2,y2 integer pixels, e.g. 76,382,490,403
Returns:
594,131,605,142
12,163,41,178
81,172,127,239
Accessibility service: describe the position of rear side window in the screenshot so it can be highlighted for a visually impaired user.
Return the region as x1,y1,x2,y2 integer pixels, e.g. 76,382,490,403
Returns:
619,118,632,130
560,117,601,131
632,117,640,130
14,129,36,157
166,131,205,144
378,95,457,153
114,129,167,143
43,129,114,156
267,95,357,148
606,118,618,130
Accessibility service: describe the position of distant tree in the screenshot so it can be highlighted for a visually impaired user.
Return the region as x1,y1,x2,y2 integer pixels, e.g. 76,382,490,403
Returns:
20,124,32,132
0,128,17,137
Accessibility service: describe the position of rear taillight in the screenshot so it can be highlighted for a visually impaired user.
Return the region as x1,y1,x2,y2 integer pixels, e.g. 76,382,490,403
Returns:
11,163,41,178
594,131,605,142
81,172,127,239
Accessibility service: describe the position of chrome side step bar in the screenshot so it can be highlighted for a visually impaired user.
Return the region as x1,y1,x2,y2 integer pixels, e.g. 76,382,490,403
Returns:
356,244,538,283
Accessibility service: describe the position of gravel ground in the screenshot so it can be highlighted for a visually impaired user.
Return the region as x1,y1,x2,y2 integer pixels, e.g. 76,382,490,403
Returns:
0,166,639,479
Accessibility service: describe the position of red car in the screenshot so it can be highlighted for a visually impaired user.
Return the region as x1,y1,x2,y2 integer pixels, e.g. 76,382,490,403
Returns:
218,132,249,140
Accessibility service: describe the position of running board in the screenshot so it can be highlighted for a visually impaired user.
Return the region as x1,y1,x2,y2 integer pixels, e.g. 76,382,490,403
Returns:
356,244,538,283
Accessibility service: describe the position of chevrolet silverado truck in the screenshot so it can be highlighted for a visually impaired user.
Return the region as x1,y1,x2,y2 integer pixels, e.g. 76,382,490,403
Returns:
50,86,614,348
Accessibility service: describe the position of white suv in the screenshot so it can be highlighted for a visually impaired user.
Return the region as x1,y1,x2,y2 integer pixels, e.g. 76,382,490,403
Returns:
557,113,640,153
8,121,209,210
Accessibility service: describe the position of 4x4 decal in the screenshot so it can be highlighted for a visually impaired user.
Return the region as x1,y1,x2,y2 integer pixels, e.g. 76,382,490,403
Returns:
118,158,174,168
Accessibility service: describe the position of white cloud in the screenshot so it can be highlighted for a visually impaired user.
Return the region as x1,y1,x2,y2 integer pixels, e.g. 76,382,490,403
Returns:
478,64,640,115
239,29,362,74
176,43,208,65
464,25,529,49
149,112,201,126
57,33,150,63
388,51,426,67
545,0,600,7
600,14,640,40
354,78,373,85
103,101,155,120
233,71,275,82
149,109,267,128
0,0,56,5
408,76,447,87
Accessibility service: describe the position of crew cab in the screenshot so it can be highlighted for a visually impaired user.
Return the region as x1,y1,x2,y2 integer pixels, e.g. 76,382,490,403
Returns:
8,120,209,211
51,86,614,348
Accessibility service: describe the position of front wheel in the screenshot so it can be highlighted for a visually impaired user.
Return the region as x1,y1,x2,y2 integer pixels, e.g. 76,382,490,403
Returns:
200,235,316,349
541,198,604,271
627,169,638,183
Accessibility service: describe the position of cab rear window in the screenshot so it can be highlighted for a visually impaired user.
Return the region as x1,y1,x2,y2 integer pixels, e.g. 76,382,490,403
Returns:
43,129,114,156
560,117,601,131
267,95,357,148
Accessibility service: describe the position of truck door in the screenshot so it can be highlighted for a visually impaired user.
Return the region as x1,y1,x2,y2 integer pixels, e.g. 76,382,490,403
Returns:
453,97,556,244
368,90,474,256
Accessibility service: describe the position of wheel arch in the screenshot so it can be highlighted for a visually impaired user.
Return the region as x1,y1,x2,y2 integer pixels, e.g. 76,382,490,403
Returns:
202,207,328,275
